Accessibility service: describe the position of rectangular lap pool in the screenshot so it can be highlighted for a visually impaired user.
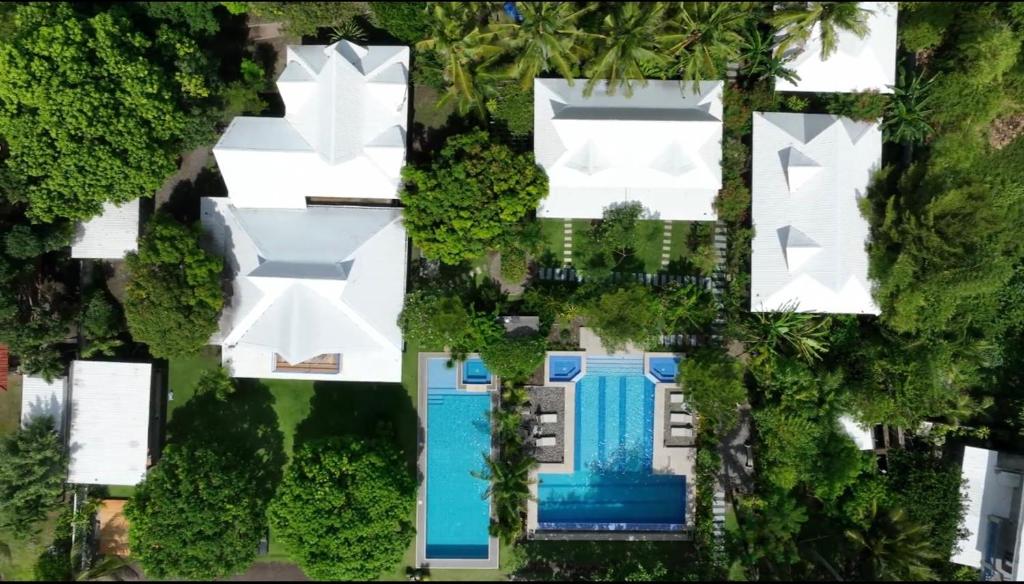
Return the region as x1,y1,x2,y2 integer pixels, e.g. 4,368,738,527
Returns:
538,357,686,530
425,357,493,560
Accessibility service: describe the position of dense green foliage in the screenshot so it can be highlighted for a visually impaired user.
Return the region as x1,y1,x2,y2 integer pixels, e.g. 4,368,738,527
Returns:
0,417,65,533
268,436,416,581
126,369,277,580
398,289,501,357
400,130,548,264
79,285,125,359
241,2,370,37
0,3,217,221
369,2,429,44
481,384,537,544
679,349,746,433
584,283,664,351
480,334,546,382
127,444,266,579
488,82,534,136
124,213,224,359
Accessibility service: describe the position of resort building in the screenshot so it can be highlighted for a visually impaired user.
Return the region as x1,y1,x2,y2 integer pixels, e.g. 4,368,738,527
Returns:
774,2,898,94
70,200,140,260
203,40,410,382
750,112,881,314
213,41,410,208
66,361,153,486
533,78,723,221
954,446,1024,580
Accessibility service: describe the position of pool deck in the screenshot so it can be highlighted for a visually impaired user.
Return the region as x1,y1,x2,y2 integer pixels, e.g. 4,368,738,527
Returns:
526,341,693,540
415,352,500,570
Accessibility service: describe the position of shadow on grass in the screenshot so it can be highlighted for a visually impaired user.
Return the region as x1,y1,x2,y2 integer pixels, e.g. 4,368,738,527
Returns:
295,382,419,472
165,380,286,502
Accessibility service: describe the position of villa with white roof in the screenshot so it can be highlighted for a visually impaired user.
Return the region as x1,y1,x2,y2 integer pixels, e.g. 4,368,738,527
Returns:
533,78,723,221
954,446,1024,581
775,2,898,94
202,40,410,382
750,112,881,314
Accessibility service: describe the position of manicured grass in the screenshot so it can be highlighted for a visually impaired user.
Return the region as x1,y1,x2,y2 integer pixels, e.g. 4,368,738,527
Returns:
105,485,136,499
0,374,22,436
0,511,59,581
540,218,698,274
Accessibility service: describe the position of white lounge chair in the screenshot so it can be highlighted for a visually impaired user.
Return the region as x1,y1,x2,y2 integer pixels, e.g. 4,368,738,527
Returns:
536,435,557,447
671,426,694,439
669,392,684,404
539,412,558,424
670,412,693,425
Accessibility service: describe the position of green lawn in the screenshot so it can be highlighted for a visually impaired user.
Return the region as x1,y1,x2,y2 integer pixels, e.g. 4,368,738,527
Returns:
539,218,700,274
0,511,59,581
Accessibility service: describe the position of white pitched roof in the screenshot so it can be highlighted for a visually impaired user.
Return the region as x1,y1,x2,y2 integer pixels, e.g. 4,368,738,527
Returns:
70,200,139,259
953,446,1024,577
214,41,410,208
201,197,406,382
534,78,723,221
838,415,873,450
751,112,881,314
21,374,67,432
67,361,152,486
775,2,898,94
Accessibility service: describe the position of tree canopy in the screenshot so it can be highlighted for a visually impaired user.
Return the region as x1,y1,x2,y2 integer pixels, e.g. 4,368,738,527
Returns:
0,417,66,533
268,436,416,581
0,3,216,221
124,213,223,359
400,130,548,264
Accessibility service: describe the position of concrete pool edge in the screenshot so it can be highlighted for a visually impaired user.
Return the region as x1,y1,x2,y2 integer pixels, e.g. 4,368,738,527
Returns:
416,352,500,570
527,351,695,541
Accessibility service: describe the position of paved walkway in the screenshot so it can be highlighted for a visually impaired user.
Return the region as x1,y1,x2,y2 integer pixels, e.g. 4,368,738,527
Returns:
562,220,573,266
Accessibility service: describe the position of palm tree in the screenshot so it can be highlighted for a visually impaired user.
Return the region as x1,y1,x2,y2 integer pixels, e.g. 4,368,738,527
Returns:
666,2,751,86
882,67,936,144
739,26,799,85
417,2,504,118
472,454,536,543
844,502,939,581
771,2,873,60
583,2,674,97
738,301,832,366
491,2,596,90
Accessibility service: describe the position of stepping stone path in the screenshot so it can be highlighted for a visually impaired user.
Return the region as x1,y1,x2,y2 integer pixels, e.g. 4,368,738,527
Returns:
660,221,674,269
713,486,727,541
563,220,573,266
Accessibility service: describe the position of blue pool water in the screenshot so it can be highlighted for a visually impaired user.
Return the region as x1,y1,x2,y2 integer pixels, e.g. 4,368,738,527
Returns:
425,358,492,559
538,357,686,530
462,357,492,384
549,355,582,382
649,356,681,383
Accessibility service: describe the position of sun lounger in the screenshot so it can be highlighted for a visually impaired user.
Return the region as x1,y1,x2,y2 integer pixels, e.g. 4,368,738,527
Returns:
669,392,684,404
539,412,558,424
671,426,694,439
536,435,557,447
670,412,693,425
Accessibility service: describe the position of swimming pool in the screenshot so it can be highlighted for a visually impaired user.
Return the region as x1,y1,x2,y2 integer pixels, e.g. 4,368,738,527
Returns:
462,357,492,385
425,358,493,560
538,356,686,530
648,356,681,383
549,355,582,382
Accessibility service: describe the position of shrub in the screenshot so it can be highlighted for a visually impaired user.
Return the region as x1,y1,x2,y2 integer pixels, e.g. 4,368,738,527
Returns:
480,334,547,382
690,244,719,276
824,91,889,121
722,137,750,181
715,176,751,224
242,2,370,37
80,288,125,358
369,2,428,44
680,348,746,432
124,213,224,359
662,282,718,334
899,2,958,52
398,290,502,357
489,82,533,137
585,283,664,351
500,246,528,283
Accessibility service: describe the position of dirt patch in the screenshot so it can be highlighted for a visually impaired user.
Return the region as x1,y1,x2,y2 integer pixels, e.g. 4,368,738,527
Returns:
989,114,1024,150
227,562,309,581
